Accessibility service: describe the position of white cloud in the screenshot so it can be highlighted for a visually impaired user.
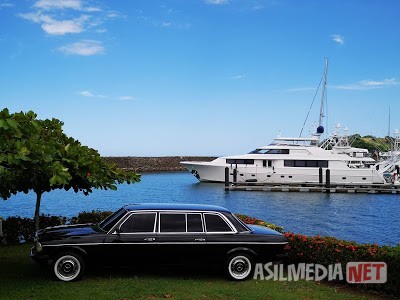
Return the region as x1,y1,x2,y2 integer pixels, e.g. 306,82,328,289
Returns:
19,12,90,35
119,96,135,101
18,1,122,37
161,21,171,27
333,78,399,90
42,18,86,35
33,0,102,12
79,90,107,98
232,74,246,80
79,90,94,97
58,40,105,56
0,2,13,9
205,0,229,4
331,34,344,45
286,78,399,92
18,12,53,23
34,0,82,10
252,5,264,10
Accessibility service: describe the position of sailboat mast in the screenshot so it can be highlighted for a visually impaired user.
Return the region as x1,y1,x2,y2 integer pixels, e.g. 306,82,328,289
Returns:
318,58,328,128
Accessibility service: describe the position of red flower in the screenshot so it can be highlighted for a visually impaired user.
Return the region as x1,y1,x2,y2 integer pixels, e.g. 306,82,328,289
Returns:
87,172,91,177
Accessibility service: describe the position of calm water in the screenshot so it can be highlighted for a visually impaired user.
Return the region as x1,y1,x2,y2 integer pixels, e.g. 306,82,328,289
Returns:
1,172,399,246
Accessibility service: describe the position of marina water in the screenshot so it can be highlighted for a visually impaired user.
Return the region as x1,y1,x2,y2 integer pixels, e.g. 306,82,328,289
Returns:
1,172,399,246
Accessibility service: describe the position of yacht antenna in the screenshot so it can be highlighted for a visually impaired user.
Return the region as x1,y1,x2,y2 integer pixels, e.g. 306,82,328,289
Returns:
314,58,328,141
299,59,327,138
388,107,391,138
318,59,328,132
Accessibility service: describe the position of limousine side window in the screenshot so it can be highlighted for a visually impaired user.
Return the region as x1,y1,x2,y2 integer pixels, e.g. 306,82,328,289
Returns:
159,213,204,233
187,213,203,232
119,213,156,233
160,213,186,232
204,213,233,233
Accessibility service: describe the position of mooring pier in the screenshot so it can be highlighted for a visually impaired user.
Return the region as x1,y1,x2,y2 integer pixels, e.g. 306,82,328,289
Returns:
223,167,400,194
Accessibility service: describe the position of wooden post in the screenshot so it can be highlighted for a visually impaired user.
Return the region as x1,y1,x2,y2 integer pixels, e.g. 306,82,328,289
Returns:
225,167,229,189
326,169,331,189
319,167,323,185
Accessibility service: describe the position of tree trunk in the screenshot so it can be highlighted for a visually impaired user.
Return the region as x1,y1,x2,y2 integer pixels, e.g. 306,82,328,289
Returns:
34,191,42,247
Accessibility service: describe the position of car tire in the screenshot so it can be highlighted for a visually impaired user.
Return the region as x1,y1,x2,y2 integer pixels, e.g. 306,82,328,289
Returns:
52,251,85,282
225,252,253,281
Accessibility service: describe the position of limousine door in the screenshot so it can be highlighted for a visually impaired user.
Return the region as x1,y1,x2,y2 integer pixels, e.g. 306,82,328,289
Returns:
103,212,158,265
156,212,207,264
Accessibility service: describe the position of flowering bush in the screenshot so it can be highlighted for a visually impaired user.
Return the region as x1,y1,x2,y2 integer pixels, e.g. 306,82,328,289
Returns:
235,214,283,233
283,232,400,295
234,217,399,296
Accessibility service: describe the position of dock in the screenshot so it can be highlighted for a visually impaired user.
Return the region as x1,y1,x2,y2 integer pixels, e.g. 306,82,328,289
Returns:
225,182,400,194
223,167,400,194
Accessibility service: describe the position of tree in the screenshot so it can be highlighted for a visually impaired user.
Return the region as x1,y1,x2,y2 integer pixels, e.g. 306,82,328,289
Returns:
0,108,140,246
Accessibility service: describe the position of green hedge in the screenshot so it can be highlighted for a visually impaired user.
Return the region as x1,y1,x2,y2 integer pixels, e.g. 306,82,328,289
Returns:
0,211,112,245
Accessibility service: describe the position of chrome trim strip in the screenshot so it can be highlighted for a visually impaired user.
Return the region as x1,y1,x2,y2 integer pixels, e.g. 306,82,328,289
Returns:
42,241,287,247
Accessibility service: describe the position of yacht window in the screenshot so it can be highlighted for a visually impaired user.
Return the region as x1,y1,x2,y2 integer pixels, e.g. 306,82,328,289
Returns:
295,160,306,167
248,149,289,154
263,160,267,167
248,149,269,154
226,159,254,165
268,160,272,167
284,160,328,168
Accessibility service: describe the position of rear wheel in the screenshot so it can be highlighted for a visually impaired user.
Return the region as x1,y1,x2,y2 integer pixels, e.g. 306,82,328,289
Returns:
53,252,85,282
225,252,253,281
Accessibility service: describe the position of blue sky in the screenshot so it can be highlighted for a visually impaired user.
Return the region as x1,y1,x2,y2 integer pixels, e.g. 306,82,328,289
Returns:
1,0,400,156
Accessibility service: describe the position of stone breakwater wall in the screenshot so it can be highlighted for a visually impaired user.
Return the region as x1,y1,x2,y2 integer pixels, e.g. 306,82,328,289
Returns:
102,156,217,173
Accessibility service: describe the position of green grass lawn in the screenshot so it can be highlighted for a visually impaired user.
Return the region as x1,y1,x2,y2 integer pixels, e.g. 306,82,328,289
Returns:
0,244,388,300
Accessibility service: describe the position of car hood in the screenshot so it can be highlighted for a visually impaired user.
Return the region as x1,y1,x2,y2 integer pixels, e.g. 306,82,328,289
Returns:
39,223,101,241
247,224,283,236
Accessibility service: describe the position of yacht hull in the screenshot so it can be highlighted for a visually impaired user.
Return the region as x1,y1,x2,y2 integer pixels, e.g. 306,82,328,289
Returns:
181,161,386,185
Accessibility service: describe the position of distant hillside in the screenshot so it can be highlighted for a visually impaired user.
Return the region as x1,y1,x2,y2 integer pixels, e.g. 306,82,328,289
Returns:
349,134,393,153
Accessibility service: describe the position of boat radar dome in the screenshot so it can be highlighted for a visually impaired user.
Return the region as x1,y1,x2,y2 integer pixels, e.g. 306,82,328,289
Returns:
317,126,324,134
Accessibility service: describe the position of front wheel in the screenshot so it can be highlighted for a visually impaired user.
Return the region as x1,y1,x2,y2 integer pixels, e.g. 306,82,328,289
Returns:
225,252,253,281
53,252,85,282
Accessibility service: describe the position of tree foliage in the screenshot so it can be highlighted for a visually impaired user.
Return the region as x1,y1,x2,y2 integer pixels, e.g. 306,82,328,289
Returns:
0,108,140,237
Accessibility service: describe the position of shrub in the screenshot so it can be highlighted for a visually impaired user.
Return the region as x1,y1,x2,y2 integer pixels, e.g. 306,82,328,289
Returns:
283,232,400,296
69,210,113,224
2,215,66,245
235,214,283,233
1,211,111,245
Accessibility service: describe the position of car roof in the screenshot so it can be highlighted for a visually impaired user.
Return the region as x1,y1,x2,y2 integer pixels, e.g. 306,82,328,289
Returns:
123,203,231,213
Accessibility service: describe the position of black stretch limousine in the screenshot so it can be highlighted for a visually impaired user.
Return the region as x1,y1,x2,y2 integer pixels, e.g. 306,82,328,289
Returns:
31,203,287,281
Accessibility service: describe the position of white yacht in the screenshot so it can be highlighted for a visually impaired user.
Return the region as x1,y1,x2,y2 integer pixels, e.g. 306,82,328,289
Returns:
180,135,386,185
181,59,388,185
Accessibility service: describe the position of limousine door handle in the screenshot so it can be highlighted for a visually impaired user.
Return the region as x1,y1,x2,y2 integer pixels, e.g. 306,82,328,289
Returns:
194,238,205,242
144,237,155,242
